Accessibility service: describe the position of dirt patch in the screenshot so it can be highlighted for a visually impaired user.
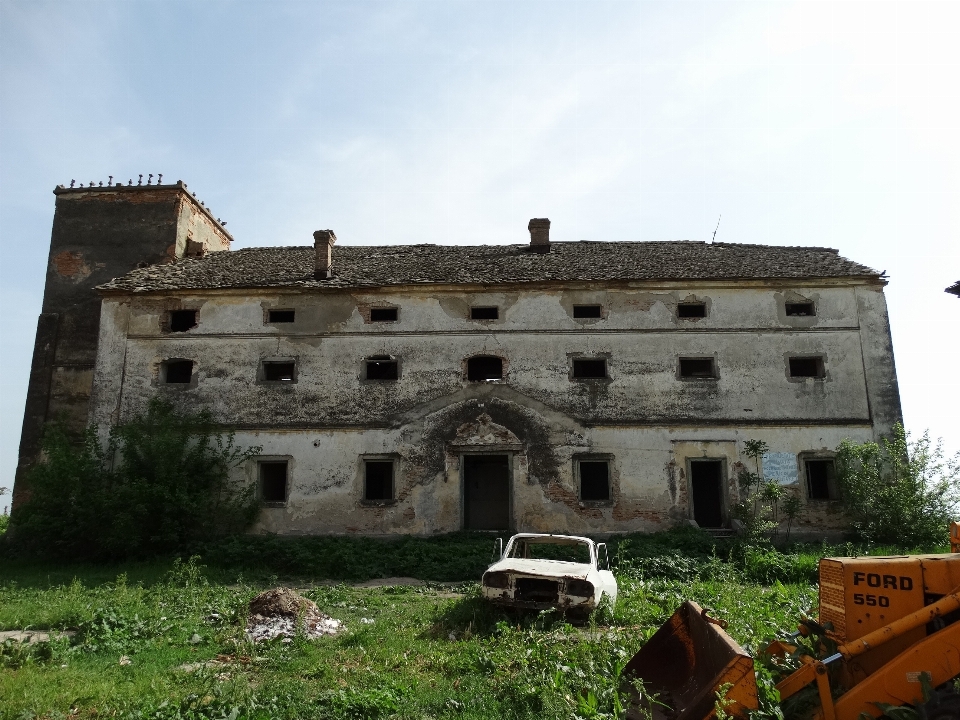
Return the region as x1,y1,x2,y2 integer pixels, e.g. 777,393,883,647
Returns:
353,577,426,588
246,587,342,642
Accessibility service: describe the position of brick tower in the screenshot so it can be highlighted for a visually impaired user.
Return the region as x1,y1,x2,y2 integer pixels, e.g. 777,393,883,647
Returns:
12,178,232,510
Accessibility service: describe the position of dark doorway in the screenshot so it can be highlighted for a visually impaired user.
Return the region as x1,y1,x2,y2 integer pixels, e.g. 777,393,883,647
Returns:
463,455,510,530
690,460,724,528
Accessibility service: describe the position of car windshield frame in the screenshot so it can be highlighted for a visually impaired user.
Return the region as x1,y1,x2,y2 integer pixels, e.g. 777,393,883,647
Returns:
502,535,595,566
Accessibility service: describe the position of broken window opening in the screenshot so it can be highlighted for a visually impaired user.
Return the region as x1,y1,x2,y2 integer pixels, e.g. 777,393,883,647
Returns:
163,360,194,384
366,357,399,381
470,306,499,320
786,301,816,317
267,309,295,323
578,460,610,501
789,356,825,379
169,309,197,332
260,461,288,504
572,358,607,379
467,356,503,382
263,361,296,382
370,307,398,322
508,539,591,564
573,304,602,319
679,357,717,379
364,460,394,501
677,302,706,319
806,459,837,500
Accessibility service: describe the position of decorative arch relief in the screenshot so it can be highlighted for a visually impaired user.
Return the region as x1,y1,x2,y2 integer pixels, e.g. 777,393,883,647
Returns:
449,412,524,451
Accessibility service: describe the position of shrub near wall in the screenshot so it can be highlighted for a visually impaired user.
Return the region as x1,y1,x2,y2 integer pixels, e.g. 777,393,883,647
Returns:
10,400,261,560
836,424,960,549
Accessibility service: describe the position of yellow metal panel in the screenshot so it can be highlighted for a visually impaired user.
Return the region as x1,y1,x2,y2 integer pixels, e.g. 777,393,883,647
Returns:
920,555,960,595
820,557,925,641
819,559,847,639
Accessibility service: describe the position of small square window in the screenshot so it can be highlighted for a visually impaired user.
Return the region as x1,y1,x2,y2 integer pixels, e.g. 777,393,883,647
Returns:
260,461,288,504
364,460,394,501
679,357,716,378
677,303,706,319
470,306,499,320
370,308,398,322
263,361,296,382
573,305,603,319
786,302,816,317
268,309,295,323
806,459,837,500
572,359,607,379
789,357,825,379
169,310,197,332
366,357,399,381
579,460,610,501
163,360,193,384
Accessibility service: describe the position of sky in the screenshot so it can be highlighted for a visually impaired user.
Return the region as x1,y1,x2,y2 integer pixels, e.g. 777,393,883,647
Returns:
1,0,958,509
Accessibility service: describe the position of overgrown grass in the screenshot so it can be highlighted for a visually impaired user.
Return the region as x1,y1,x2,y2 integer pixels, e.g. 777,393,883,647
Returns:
0,528,945,719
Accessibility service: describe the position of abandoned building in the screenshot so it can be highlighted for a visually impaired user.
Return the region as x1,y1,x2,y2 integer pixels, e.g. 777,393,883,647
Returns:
14,180,903,538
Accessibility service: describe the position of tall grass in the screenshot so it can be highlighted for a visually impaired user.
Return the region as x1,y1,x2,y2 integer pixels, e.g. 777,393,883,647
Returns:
3,527,942,718
1,555,819,720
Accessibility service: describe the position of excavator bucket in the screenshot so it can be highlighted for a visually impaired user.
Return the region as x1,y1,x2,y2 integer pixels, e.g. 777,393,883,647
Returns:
622,601,759,720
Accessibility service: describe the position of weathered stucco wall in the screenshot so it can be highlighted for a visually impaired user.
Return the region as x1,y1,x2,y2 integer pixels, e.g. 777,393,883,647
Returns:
90,278,898,537
233,421,870,537
99,283,885,427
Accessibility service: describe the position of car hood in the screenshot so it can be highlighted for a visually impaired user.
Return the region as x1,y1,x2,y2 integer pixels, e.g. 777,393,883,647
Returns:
485,559,594,581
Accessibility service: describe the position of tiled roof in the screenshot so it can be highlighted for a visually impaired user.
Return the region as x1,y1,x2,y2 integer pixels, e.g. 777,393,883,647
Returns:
97,241,880,293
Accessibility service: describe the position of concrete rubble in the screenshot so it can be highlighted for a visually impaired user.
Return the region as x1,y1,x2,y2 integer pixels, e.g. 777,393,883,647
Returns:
0,630,75,644
245,587,342,642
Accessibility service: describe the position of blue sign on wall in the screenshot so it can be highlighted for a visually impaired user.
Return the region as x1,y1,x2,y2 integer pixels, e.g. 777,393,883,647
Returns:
762,452,799,485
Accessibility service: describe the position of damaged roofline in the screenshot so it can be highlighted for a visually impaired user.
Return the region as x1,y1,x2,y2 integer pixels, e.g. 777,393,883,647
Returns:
95,274,887,298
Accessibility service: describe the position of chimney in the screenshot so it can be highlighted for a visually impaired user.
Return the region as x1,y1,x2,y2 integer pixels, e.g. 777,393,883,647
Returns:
313,229,336,279
528,218,550,252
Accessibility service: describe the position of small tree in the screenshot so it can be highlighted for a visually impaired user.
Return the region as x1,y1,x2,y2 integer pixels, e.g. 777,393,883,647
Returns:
12,399,261,559
780,493,803,544
835,424,959,549
732,439,785,542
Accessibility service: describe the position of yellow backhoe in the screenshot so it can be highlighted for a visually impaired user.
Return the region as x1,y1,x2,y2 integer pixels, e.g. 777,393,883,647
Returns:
622,523,960,719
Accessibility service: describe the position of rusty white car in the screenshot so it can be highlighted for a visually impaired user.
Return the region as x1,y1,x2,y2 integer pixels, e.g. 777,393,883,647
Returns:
481,533,617,616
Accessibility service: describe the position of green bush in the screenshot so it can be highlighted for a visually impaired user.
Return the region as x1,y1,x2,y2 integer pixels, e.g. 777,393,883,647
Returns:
835,424,959,549
10,399,261,560
740,546,818,585
199,531,497,581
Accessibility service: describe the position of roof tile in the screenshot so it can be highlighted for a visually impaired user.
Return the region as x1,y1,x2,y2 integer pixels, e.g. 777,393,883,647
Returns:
97,241,879,293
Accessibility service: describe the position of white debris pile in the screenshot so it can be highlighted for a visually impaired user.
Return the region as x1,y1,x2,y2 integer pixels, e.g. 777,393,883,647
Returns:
245,587,342,642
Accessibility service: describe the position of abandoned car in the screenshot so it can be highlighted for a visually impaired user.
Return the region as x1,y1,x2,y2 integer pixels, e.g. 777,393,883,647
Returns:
481,533,617,615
